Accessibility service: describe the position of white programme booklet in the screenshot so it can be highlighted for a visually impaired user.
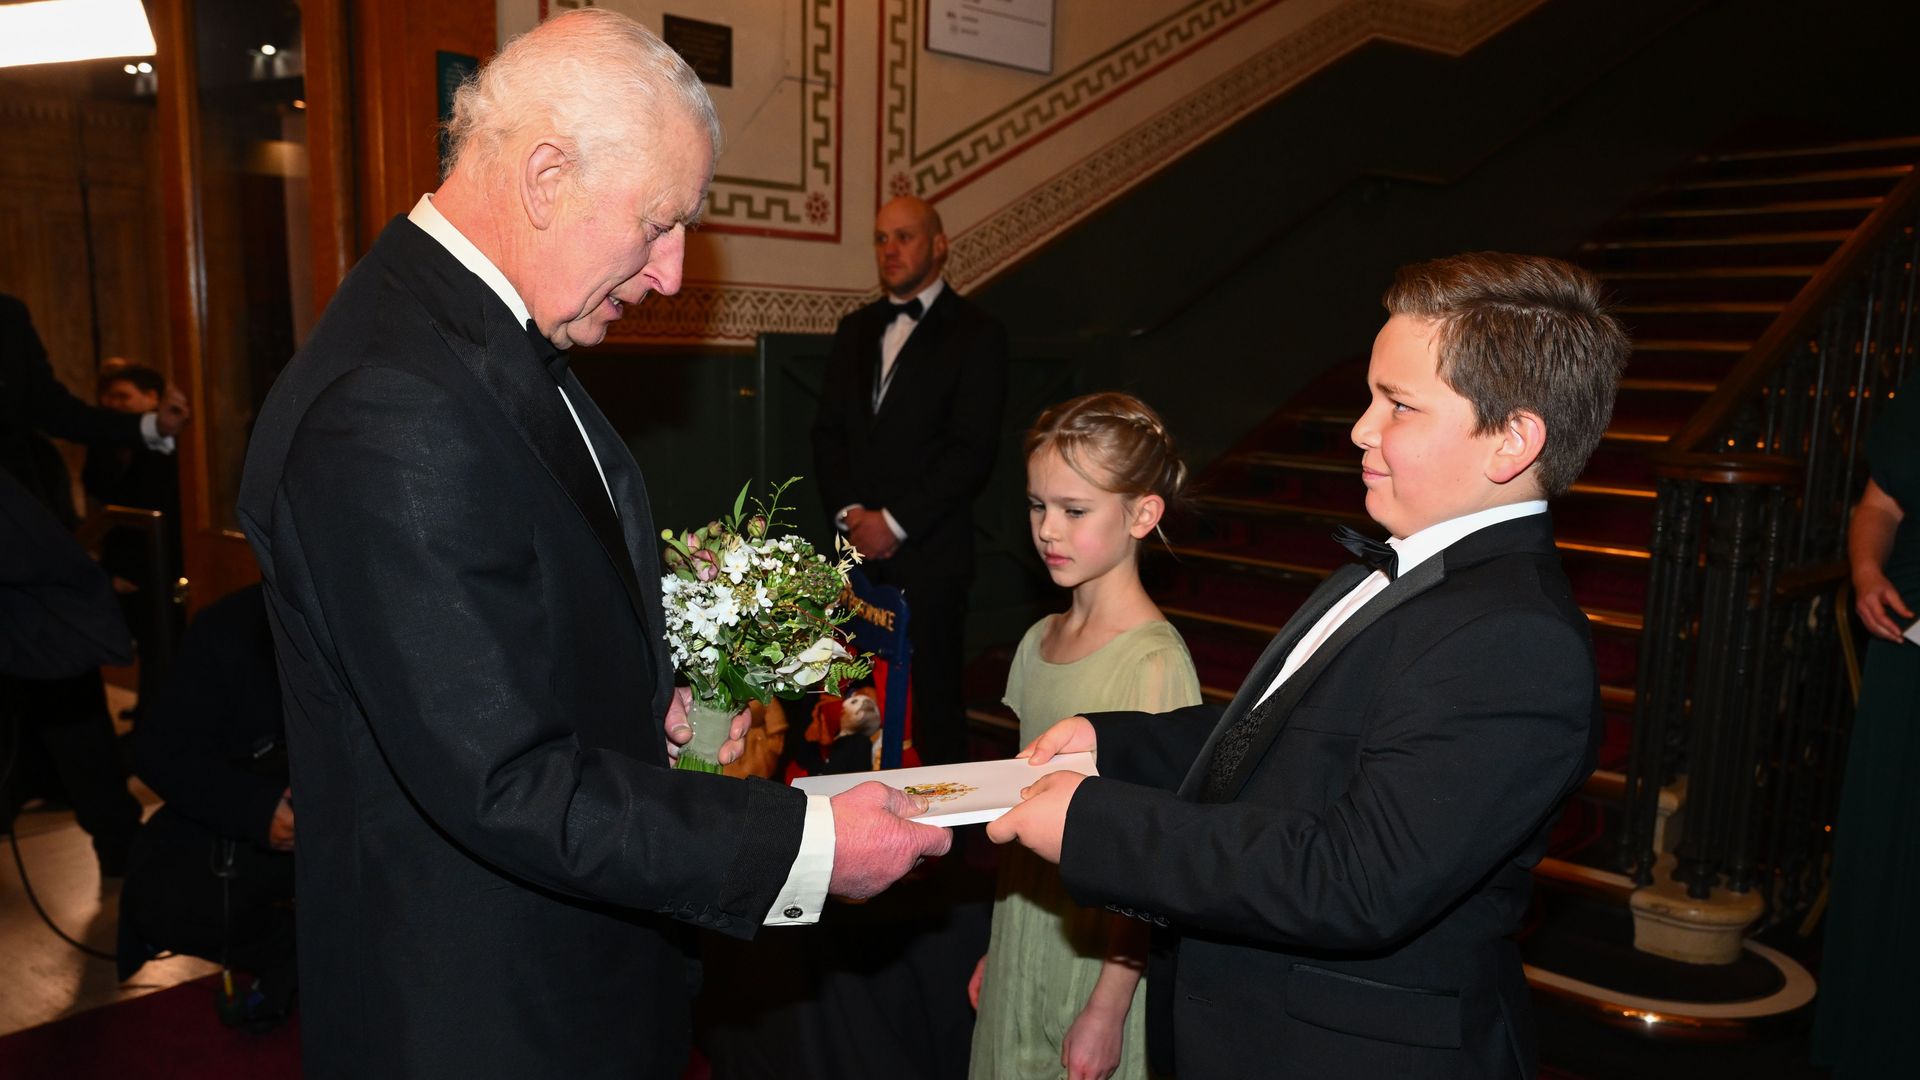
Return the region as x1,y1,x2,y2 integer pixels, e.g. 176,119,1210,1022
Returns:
790,752,1100,826
1905,619,1920,647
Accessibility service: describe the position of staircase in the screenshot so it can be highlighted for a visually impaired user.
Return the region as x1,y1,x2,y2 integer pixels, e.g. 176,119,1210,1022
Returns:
966,131,1919,1056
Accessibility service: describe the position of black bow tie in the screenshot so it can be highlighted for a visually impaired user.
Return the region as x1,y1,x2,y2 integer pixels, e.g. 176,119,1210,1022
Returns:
882,298,923,323
525,319,569,383
1332,525,1397,581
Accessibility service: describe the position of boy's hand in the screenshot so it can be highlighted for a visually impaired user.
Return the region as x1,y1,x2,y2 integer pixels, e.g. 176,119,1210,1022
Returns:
1019,715,1096,764
967,952,988,1010
985,770,1085,863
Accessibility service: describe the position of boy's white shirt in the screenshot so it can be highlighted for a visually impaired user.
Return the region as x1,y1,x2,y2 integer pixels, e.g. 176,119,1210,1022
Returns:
1255,500,1549,707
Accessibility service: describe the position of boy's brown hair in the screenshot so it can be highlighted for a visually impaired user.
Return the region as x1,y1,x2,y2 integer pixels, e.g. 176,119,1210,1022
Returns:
1382,252,1630,497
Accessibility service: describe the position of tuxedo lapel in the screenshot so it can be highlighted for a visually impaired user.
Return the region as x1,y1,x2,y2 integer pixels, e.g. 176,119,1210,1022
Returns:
1186,556,1450,803
424,290,652,639
559,371,674,716
1177,564,1371,799
872,290,947,420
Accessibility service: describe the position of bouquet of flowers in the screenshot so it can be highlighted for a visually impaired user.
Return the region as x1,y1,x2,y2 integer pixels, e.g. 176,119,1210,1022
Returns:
659,478,871,772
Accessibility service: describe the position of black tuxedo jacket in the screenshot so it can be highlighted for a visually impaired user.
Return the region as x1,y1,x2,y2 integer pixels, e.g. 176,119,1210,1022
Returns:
1,292,146,525
811,287,1008,581
238,218,807,1079
1061,514,1600,1079
0,468,131,679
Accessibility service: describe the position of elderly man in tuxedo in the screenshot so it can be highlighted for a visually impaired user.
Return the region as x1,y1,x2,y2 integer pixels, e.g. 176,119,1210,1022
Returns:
238,11,949,1079
813,196,1009,765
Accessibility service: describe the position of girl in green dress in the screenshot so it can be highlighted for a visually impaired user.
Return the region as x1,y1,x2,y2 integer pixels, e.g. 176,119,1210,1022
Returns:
968,392,1200,1080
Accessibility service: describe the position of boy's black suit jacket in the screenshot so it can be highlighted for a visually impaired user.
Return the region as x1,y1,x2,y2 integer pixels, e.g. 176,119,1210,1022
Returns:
810,287,1008,581
238,218,807,1080
1062,513,1601,1079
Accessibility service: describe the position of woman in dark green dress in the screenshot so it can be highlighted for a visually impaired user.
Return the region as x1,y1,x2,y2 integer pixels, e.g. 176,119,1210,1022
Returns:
1812,376,1919,1076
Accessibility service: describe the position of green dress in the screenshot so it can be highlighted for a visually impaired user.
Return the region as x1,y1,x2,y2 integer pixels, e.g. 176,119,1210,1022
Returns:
969,618,1202,1080
1812,376,1920,1076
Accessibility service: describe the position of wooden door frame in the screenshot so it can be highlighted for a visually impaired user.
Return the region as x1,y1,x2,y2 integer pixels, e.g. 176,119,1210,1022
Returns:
152,0,356,611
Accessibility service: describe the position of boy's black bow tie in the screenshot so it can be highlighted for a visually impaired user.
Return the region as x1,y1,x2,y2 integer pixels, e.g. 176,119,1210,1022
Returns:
525,319,569,382
1332,525,1397,581
882,298,923,323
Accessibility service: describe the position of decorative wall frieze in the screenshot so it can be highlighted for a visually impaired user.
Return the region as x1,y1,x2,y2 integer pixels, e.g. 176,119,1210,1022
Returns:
541,0,1543,345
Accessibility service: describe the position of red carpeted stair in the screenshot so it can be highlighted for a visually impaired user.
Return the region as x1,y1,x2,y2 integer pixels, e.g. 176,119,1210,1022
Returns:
965,131,1917,916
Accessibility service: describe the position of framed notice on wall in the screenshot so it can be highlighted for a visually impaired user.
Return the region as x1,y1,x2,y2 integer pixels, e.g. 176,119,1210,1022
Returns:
926,1,1055,76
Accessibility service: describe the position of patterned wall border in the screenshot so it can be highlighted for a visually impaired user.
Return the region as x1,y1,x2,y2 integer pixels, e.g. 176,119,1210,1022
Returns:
609,281,870,341
883,0,1538,207
884,0,1279,202
704,0,843,240
622,0,1541,342
543,0,844,242
934,0,1543,286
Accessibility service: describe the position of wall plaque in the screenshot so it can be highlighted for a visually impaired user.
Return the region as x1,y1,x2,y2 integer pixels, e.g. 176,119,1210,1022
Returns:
662,13,732,87
926,1,1054,76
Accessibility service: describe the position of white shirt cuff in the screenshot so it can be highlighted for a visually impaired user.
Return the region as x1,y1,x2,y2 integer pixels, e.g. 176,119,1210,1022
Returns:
140,412,177,454
763,793,835,925
880,509,907,542
834,504,861,533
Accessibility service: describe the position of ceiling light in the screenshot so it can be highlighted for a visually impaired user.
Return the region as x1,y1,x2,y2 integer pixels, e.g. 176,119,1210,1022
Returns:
123,63,136,74
0,0,157,68
260,44,277,56
292,99,306,110
136,61,151,73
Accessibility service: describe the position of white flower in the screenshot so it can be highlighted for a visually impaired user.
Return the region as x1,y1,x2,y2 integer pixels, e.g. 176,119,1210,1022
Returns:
722,545,752,584
753,584,772,610
775,636,851,687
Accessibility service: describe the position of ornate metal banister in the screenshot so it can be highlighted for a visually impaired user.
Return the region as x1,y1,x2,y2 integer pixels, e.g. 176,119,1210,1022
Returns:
1618,182,1916,938
1668,164,1920,454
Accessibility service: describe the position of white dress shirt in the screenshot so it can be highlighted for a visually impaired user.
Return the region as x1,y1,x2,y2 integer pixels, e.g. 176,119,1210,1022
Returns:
138,413,176,454
876,277,945,410
1254,500,1549,707
407,194,835,925
835,279,946,546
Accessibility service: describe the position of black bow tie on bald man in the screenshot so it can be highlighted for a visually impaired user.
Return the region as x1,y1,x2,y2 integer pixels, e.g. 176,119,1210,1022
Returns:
883,297,924,323
1333,524,1398,581
526,319,570,382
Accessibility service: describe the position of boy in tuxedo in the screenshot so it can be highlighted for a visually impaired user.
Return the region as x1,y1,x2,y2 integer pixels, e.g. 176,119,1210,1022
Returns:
988,252,1629,1079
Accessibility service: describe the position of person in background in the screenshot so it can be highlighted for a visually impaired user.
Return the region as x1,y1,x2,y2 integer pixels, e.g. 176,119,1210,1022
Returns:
84,362,185,719
1,469,138,881
2,293,187,527
969,393,1199,1080
992,253,1626,1079
812,196,1010,765
235,12,947,1077
1811,372,1918,1078
118,583,296,1028
0,296,173,880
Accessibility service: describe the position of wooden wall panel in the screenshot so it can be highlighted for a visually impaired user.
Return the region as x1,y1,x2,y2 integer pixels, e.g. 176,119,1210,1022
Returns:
0,91,170,514
353,0,497,251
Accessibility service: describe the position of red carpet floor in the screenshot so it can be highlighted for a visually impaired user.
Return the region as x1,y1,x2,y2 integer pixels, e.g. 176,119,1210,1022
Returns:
0,974,300,1079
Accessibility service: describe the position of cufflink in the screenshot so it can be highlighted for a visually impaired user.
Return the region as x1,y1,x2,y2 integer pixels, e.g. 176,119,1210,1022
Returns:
783,905,803,919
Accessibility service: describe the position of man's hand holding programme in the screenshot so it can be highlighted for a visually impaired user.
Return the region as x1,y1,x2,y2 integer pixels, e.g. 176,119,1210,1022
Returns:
826,781,951,899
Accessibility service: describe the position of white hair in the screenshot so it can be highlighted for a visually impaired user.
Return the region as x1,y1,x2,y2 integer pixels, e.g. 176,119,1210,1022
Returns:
444,8,722,188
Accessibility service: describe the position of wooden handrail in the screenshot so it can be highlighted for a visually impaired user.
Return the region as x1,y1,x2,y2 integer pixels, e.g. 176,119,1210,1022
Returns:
1651,453,1803,487
1668,163,1920,453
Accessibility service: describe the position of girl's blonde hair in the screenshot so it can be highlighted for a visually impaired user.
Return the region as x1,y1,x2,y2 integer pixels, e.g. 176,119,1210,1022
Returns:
1024,391,1188,505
